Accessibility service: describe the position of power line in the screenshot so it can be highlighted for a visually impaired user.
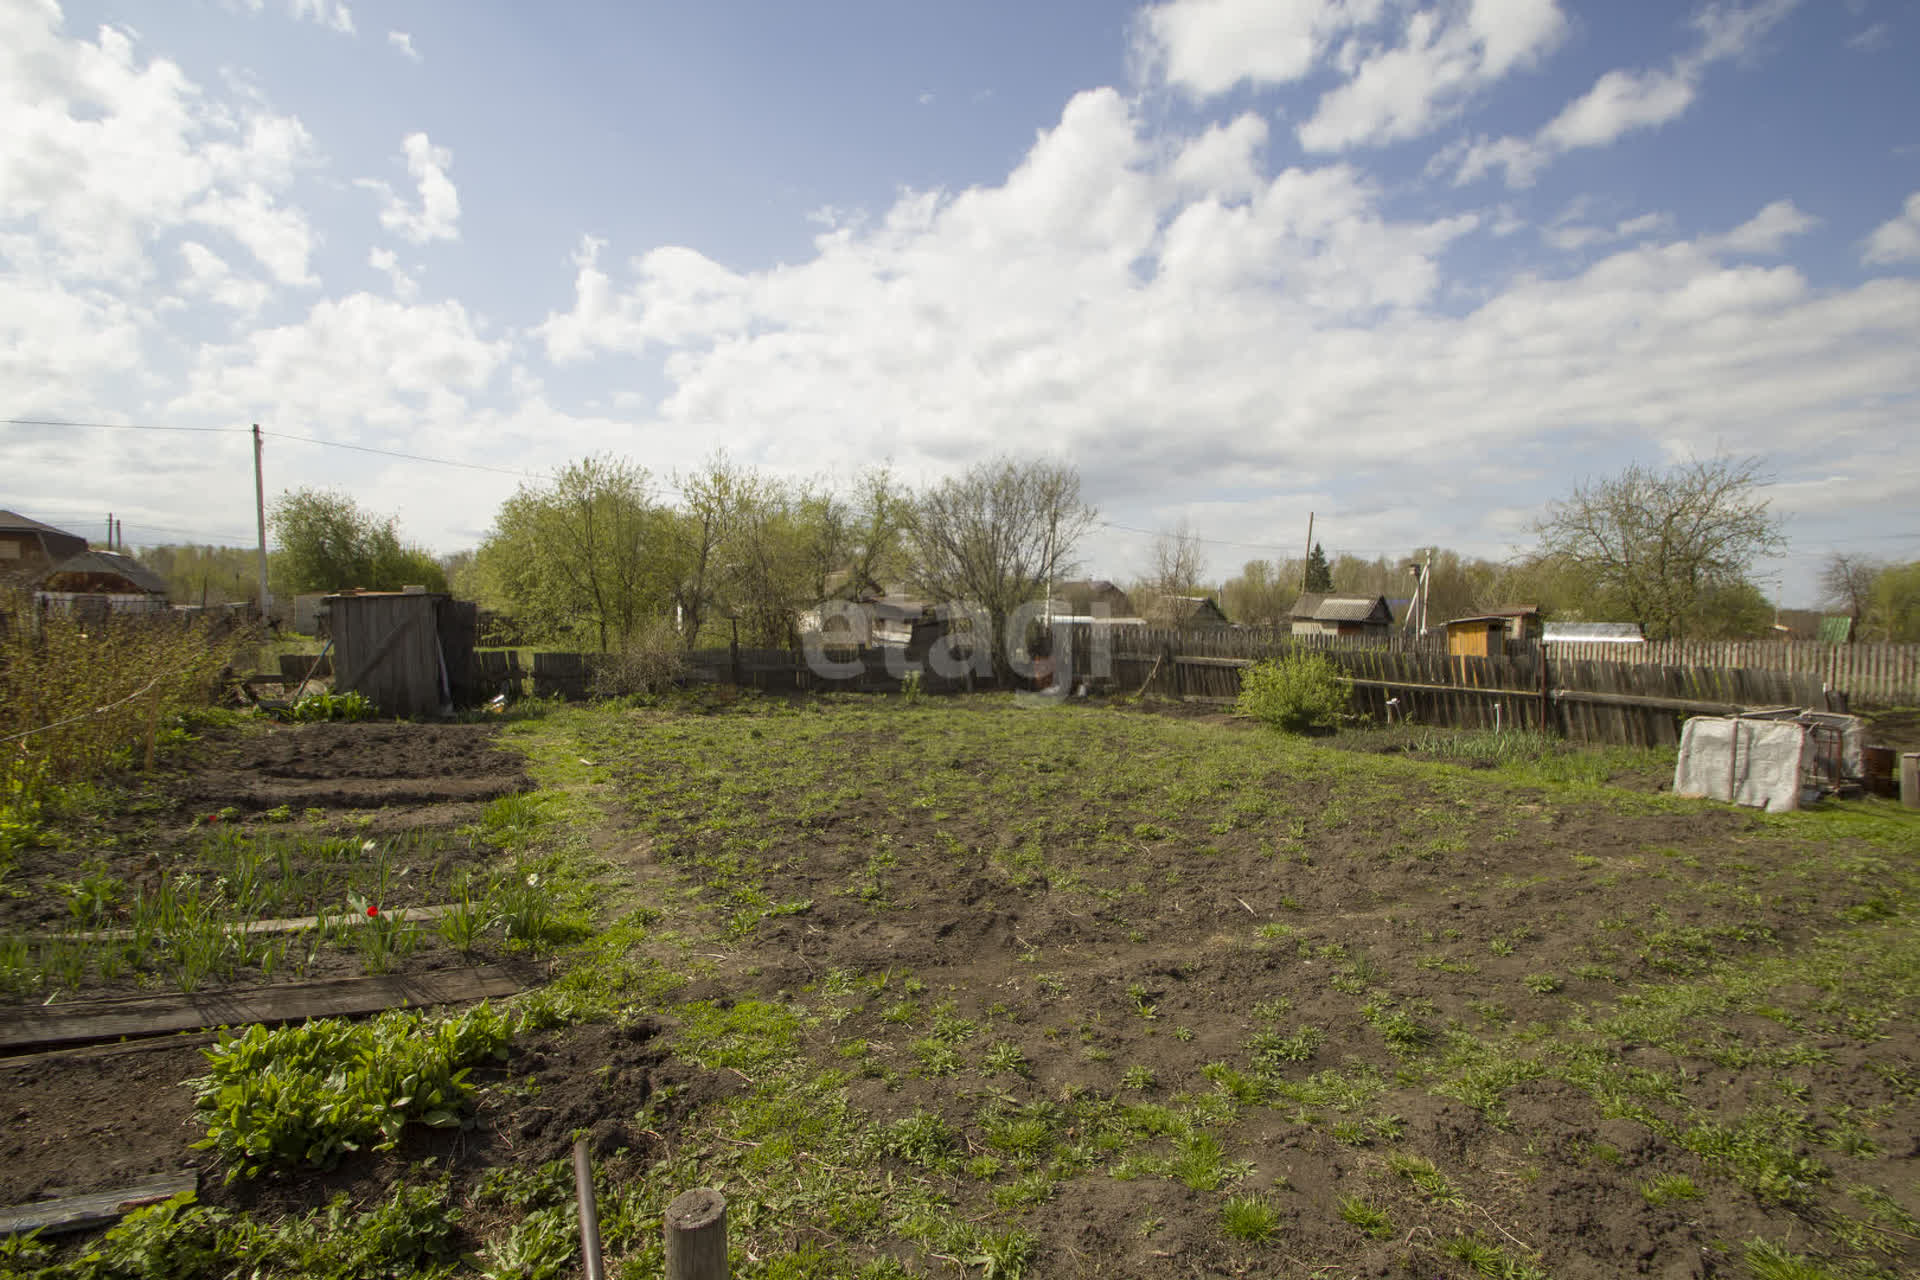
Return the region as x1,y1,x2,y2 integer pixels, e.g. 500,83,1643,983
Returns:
259,429,550,480
2,417,241,434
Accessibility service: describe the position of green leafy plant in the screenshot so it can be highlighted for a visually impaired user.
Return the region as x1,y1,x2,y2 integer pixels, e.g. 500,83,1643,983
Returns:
190,1004,513,1179
274,690,376,723
1234,652,1349,733
1337,1194,1393,1240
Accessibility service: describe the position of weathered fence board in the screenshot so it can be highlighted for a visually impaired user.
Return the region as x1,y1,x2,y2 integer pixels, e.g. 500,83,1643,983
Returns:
1547,639,1919,704
0,965,526,1055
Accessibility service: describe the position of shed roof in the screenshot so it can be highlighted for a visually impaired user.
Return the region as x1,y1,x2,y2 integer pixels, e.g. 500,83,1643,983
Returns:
1543,622,1645,642
43,550,169,594
1312,594,1392,623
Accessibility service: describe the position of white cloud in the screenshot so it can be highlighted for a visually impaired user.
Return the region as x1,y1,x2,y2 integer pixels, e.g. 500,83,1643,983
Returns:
360,132,460,244
1137,0,1387,98
387,31,421,62
1168,113,1268,199
1455,0,1801,187
1863,191,1920,265
1140,0,1566,152
287,0,354,34
174,292,507,426
1712,199,1818,255
368,246,419,300
177,240,272,312
1299,0,1567,151
1845,22,1891,51
534,87,1919,523
0,3,319,293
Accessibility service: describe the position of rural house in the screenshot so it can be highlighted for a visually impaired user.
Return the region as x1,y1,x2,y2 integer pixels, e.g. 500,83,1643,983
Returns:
1290,593,1394,638
37,550,172,616
0,510,89,590
1052,578,1137,618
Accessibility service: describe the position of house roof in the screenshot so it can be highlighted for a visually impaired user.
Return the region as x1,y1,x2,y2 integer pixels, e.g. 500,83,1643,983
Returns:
1445,614,1515,628
43,550,170,595
1311,594,1392,623
0,509,84,538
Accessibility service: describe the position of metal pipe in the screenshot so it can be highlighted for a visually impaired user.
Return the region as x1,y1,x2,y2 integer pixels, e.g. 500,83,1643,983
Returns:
573,1137,606,1280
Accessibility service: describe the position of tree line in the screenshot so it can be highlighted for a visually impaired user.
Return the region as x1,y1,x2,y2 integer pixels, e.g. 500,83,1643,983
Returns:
134,452,1920,647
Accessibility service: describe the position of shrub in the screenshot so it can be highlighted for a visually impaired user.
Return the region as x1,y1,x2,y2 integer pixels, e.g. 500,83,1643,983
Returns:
589,618,686,697
0,594,243,815
1235,652,1349,733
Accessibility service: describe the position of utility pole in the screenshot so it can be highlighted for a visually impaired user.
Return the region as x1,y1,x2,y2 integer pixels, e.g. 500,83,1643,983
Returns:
1301,512,1315,593
252,424,271,625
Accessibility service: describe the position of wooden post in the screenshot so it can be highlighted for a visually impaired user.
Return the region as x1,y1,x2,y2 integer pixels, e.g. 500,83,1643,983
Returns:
1901,754,1920,811
1537,642,1551,735
665,1188,728,1280
729,618,741,687
143,684,162,771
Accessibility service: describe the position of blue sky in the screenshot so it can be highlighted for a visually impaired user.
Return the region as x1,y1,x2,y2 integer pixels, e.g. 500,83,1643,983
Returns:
2,0,1917,605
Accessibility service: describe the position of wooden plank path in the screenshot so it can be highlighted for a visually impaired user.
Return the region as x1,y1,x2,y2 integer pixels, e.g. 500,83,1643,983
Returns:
0,964,525,1056
37,902,460,944
0,1171,198,1238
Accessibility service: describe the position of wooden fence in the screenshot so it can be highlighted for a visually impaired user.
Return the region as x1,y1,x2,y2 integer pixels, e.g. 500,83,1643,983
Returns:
1545,639,1920,705
501,623,1885,748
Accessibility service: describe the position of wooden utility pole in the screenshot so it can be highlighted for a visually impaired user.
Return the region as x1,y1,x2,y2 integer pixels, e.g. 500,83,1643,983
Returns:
1301,512,1315,592
252,424,271,624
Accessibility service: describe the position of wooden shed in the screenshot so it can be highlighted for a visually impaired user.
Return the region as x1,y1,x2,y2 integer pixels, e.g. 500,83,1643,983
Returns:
327,590,480,717
1444,607,1541,658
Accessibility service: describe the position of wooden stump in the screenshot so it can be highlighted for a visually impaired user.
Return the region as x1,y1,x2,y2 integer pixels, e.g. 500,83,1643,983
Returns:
665,1188,728,1280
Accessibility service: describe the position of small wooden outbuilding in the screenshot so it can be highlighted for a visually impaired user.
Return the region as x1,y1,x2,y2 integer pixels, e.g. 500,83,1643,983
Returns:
1445,607,1542,658
327,590,480,717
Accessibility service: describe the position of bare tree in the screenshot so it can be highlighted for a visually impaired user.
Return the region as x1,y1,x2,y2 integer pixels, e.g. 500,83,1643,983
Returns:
1820,552,1882,626
903,458,1095,671
1144,520,1206,624
1535,455,1785,640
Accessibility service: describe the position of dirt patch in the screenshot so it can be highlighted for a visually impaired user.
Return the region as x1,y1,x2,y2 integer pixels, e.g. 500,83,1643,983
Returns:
183,722,528,812
0,1018,715,1238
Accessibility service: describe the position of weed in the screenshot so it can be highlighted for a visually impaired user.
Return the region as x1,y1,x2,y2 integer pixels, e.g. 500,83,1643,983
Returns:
981,1041,1032,1078
1337,1194,1394,1240
1639,1173,1702,1206
1220,1194,1282,1244
1522,973,1561,994
1387,1152,1464,1206
1120,1064,1156,1091
1440,1232,1547,1278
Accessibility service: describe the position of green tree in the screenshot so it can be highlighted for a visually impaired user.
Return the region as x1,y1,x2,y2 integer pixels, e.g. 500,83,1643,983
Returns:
474,456,677,650
1534,455,1785,640
133,543,260,605
1220,559,1297,628
1865,562,1920,641
1305,542,1333,593
268,489,446,596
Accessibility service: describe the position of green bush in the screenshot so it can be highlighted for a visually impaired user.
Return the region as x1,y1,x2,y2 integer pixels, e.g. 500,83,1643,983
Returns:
190,1004,513,1179
1234,653,1349,733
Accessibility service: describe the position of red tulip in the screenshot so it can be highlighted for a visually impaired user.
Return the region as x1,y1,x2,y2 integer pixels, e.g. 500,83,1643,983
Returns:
367,904,379,917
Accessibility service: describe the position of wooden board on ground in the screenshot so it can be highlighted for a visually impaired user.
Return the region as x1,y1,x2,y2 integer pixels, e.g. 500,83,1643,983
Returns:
0,1171,197,1237
0,965,526,1056
46,902,459,944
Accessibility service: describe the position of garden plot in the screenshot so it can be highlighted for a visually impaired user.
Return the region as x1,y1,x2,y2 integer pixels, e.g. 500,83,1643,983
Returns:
572,696,1920,1280
1,722,555,1004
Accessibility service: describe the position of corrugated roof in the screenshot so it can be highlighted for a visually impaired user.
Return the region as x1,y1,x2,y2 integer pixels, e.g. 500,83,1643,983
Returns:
1543,622,1644,642
1290,592,1326,619
1313,595,1390,623
43,550,170,594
